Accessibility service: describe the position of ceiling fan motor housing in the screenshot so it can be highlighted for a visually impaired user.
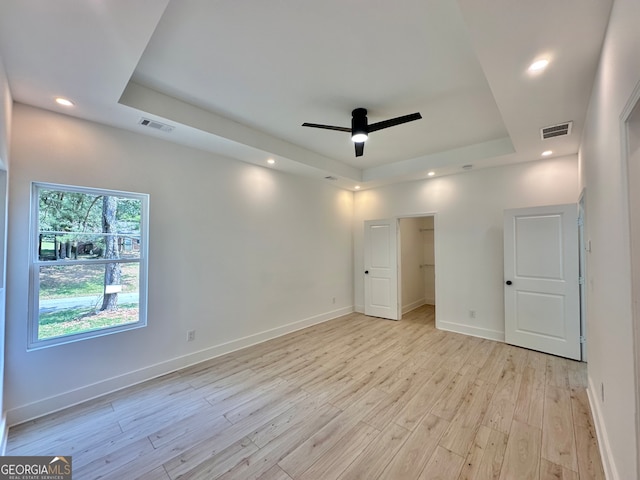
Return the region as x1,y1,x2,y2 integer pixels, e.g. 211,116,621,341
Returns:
351,108,368,139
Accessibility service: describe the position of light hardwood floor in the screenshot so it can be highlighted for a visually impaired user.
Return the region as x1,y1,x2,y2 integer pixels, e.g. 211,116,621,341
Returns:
7,306,605,480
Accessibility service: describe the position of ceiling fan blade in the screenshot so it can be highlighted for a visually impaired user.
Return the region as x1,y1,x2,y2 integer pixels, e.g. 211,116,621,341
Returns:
368,112,422,133
301,123,351,133
355,141,365,157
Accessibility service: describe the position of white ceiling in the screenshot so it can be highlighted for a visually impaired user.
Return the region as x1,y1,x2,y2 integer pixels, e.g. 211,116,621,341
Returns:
0,0,612,190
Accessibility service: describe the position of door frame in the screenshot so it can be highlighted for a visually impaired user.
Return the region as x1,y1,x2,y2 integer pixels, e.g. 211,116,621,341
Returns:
578,190,587,361
363,212,439,320
621,79,640,480
398,213,438,317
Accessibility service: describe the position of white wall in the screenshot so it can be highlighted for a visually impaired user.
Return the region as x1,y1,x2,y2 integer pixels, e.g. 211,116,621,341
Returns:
0,54,12,451
5,104,354,425
354,156,578,341
399,217,426,313
578,0,640,477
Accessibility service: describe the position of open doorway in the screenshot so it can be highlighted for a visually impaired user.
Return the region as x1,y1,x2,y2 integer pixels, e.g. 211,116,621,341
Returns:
399,216,436,320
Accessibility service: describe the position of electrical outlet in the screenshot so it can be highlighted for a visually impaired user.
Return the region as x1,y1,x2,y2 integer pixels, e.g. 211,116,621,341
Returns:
187,330,196,342
469,310,476,319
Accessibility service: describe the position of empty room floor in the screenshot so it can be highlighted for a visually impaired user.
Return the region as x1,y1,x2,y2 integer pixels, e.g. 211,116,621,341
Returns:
7,306,605,479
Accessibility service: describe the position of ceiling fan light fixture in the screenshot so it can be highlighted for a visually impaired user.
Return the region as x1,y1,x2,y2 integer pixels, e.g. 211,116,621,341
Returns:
351,108,369,143
351,132,368,143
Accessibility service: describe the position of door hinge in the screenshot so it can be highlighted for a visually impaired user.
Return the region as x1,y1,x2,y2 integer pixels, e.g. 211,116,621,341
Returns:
578,276,585,285
580,335,586,344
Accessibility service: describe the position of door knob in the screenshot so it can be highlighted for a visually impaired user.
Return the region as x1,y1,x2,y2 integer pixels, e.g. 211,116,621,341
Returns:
365,270,369,274
505,280,512,285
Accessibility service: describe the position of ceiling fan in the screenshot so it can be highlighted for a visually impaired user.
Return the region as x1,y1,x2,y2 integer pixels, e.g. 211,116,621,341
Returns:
302,108,422,157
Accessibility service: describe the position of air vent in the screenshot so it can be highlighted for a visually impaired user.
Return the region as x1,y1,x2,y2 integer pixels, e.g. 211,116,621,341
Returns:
138,117,174,133
324,176,338,181
540,121,572,140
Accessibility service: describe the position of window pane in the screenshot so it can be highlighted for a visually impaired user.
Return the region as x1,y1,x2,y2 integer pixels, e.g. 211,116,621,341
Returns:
38,190,142,262
38,263,140,340
37,233,140,261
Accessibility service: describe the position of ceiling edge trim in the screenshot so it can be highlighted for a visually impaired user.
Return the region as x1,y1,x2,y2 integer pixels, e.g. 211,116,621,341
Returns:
119,81,362,181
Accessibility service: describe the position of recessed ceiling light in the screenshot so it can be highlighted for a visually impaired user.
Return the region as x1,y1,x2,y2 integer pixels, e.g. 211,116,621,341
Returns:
55,97,74,107
354,185,361,190
542,150,553,157
267,158,275,165
427,171,435,177
528,59,549,73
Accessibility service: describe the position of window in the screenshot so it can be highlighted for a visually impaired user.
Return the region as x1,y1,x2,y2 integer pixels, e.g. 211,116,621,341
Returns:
29,183,149,349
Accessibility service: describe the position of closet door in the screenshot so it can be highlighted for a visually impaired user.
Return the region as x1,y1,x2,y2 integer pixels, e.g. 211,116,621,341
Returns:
504,204,580,360
364,219,399,320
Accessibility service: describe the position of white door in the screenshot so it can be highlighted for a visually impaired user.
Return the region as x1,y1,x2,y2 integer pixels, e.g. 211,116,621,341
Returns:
364,219,400,320
504,204,580,360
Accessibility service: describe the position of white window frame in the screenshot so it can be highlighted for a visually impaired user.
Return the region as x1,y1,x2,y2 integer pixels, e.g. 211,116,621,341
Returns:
28,182,149,350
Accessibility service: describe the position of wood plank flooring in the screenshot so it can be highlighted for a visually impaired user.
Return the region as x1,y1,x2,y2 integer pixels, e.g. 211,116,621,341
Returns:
7,306,605,480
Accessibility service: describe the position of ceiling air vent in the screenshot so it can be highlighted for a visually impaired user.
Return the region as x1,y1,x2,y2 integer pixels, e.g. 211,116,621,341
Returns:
540,121,572,140
138,117,174,133
324,176,338,181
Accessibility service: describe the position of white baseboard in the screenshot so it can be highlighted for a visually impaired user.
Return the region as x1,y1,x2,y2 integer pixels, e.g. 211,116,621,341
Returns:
436,320,505,342
587,377,619,480
355,302,434,315
6,306,354,427
402,299,426,314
